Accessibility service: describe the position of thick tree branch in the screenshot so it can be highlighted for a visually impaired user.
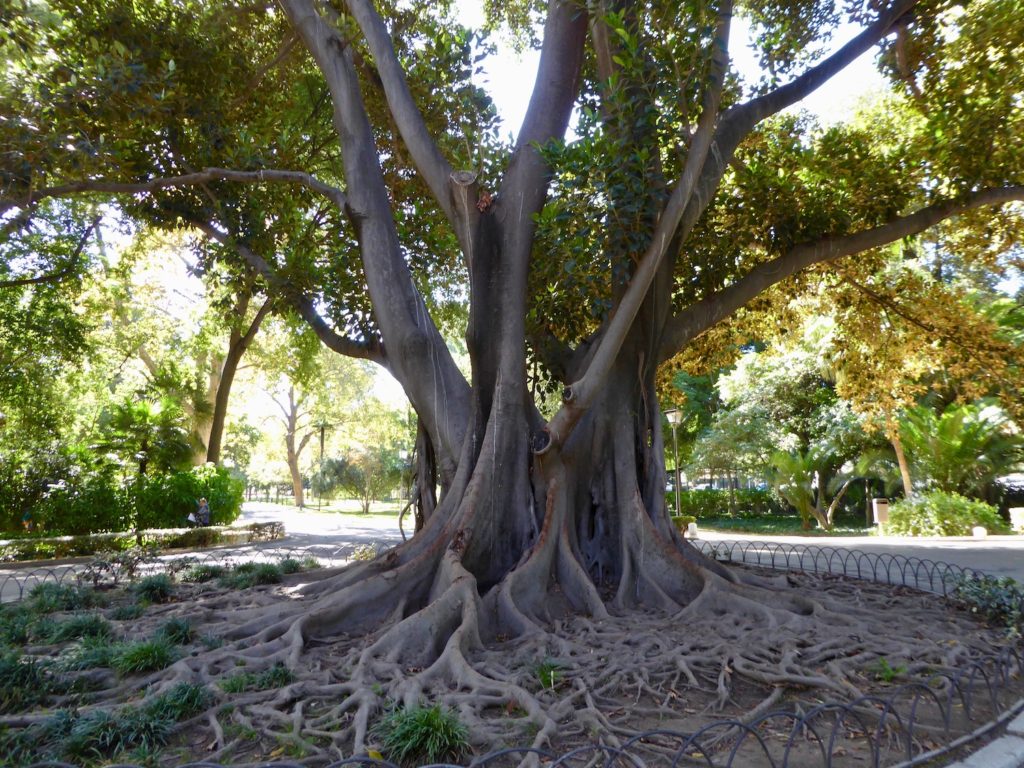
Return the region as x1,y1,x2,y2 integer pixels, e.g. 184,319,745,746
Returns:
659,185,1024,361
543,0,733,451
662,0,917,272
726,0,915,128
484,0,587,285
1,168,347,217
282,0,470,465
0,216,98,289
191,219,386,365
343,0,457,226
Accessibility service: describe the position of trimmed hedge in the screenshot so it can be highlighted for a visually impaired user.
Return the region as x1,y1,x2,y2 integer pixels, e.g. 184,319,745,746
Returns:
16,465,243,537
0,522,284,562
886,491,1010,537
666,489,785,519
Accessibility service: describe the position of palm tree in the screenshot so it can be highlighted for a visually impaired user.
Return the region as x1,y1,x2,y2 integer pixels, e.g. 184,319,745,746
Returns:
100,397,193,479
769,449,854,530
898,401,1024,499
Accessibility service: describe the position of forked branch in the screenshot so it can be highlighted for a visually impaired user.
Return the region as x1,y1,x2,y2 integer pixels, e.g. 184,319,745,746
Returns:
543,0,733,451
723,0,916,130
192,219,386,365
495,0,588,272
0,216,99,288
664,0,919,272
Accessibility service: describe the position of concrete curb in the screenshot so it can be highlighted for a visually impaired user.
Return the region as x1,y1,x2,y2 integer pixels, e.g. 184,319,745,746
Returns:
943,708,1024,767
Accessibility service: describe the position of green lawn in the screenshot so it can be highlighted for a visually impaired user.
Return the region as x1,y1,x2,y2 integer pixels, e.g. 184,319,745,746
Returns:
696,515,873,536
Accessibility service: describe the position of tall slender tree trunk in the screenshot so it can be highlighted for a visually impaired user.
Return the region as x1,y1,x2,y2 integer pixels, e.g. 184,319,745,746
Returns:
892,432,914,498
206,298,273,464
287,444,305,508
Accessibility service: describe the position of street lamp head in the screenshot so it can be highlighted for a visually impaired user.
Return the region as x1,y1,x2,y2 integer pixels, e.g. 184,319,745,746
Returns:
664,408,683,426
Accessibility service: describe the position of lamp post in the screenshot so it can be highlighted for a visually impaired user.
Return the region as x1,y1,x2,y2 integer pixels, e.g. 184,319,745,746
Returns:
664,408,683,518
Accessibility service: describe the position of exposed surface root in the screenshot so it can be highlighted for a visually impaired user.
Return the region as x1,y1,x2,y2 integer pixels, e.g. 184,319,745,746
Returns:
4,559,1018,766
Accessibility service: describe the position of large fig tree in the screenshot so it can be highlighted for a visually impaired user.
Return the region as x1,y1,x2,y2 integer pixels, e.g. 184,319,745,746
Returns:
3,0,1023,753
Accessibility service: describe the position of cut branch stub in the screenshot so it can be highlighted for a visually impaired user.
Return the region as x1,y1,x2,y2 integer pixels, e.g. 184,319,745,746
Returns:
531,429,552,455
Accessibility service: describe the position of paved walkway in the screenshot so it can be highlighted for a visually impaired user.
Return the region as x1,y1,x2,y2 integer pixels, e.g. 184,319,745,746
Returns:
3,506,1023,602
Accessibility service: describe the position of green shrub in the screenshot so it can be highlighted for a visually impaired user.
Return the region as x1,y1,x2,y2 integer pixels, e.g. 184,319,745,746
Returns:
0,652,53,713
887,491,1009,537
111,639,178,675
7,464,243,539
670,488,784,519
157,618,193,645
372,703,470,766
133,574,175,603
350,544,379,562
33,614,112,643
133,464,244,530
219,562,283,589
953,573,1024,636
300,556,322,570
181,563,226,583
58,635,116,670
28,583,104,613
31,466,133,536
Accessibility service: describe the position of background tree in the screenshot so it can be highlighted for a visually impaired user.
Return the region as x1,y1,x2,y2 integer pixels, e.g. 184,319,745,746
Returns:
253,318,374,506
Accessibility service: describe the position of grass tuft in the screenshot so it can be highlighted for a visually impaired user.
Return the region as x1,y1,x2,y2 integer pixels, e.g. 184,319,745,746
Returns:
33,614,112,644
181,563,226,583
111,638,178,675
157,617,193,645
219,562,283,589
534,658,563,690
372,703,470,766
144,682,212,720
220,661,293,693
58,634,116,671
28,583,104,613
132,574,175,603
0,682,212,765
110,602,146,621
0,652,54,713
0,605,34,647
